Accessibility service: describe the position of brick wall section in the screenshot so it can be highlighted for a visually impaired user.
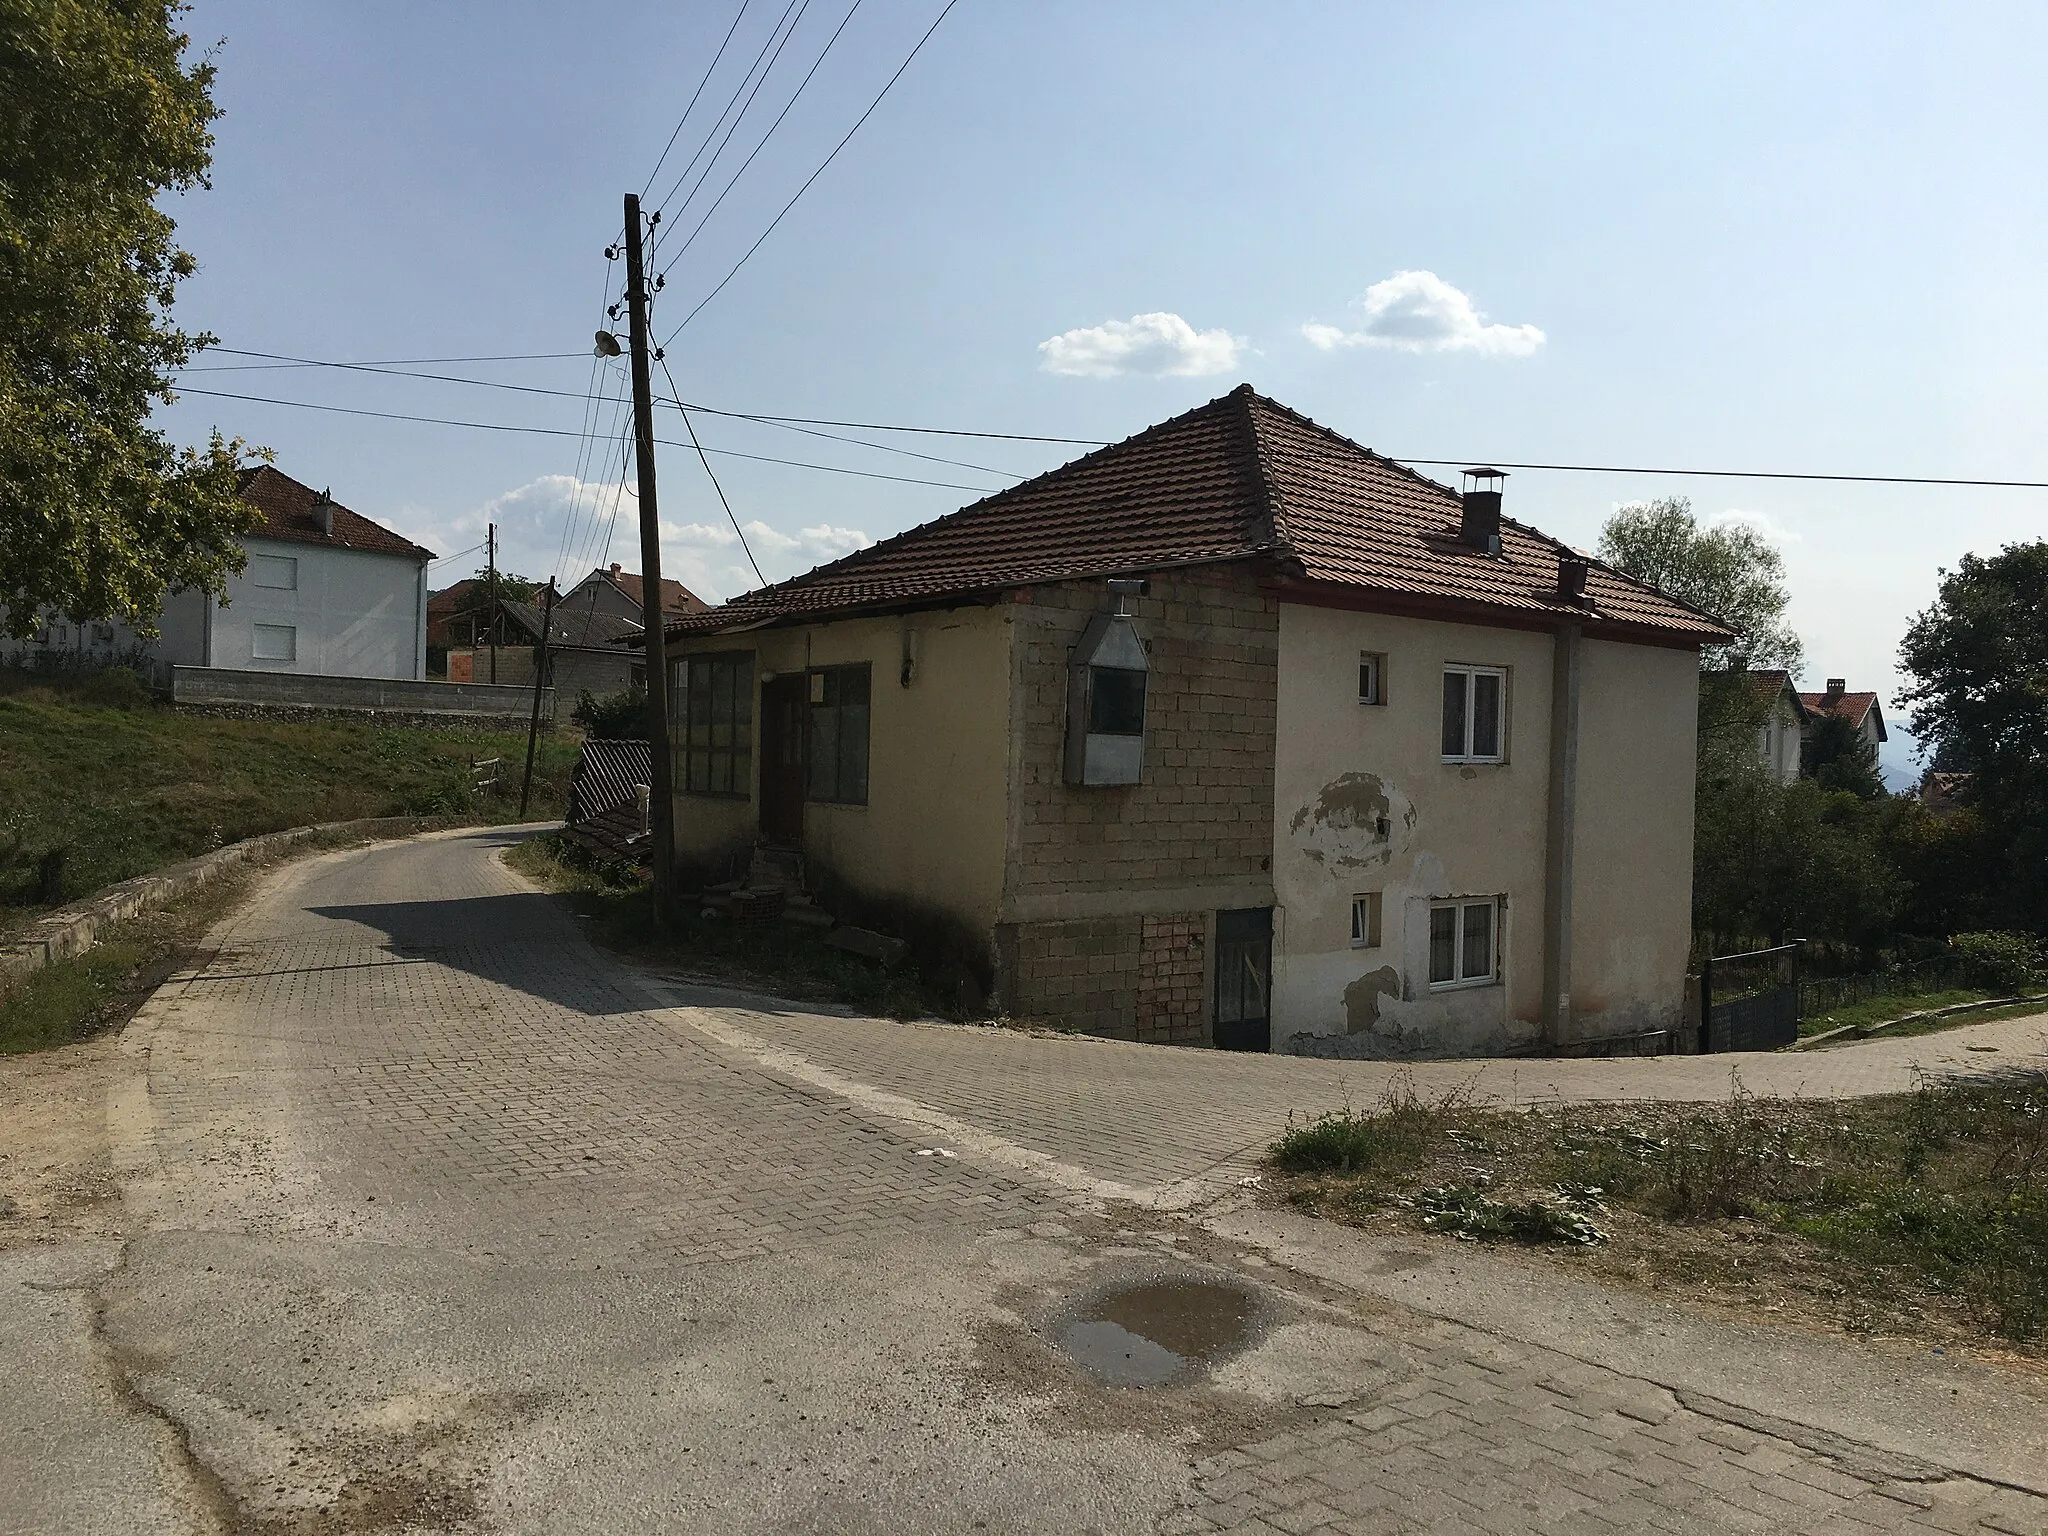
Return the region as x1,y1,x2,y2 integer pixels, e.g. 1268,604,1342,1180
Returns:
998,565,1278,1036
996,916,1142,1039
1136,913,1208,1045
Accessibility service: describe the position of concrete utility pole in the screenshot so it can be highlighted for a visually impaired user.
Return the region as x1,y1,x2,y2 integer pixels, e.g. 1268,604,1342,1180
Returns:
486,521,498,685
622,192,677,923
517,577,558,817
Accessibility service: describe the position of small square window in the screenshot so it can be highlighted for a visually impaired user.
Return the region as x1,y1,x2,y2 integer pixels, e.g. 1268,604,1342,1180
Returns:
250,554,298,590
251,623,297,663
1350,892,1383,949
1428,898,1499,988
1358,652,1386,706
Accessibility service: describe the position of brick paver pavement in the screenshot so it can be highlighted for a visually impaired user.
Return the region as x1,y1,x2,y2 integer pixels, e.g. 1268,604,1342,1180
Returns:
102,827,2048,1534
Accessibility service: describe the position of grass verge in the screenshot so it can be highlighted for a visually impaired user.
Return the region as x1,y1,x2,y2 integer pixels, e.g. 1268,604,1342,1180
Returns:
0,670,577,934
504,832,972,1023
1269,1070,2048,1356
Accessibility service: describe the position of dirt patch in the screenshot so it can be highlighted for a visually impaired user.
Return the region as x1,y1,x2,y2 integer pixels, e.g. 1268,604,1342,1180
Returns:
0,1035,124,1250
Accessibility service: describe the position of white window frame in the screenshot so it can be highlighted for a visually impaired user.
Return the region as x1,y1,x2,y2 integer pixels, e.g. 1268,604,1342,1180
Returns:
251,623,297,663
1350,892,1383,949
1441,664,1508,763
1428,898,1499,989
1357,651,1386,706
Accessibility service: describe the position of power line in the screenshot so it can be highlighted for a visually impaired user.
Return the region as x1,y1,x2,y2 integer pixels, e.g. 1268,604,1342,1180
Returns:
203,348,584,367
168,384,1002,490
647,0,807,232
169,381,2048,492
655,387,1024,477
656,0,816,246
661,0,962,344
1385,459,2048,491
656,0,866,281
642,0,756,197
662,355,765,586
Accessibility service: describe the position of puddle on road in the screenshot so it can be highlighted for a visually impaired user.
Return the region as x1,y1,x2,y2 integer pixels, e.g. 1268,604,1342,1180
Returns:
1058,1277,1259,1388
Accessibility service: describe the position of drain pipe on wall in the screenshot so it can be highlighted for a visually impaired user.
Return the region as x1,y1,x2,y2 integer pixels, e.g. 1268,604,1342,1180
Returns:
1541,619,1583,1044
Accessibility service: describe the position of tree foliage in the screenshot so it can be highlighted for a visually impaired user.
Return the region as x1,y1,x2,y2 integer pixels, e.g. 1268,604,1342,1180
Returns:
451,569,541,615
1599,497,1802,673
0,0,256,638
1802,712,1885,800
1898,541,2048,931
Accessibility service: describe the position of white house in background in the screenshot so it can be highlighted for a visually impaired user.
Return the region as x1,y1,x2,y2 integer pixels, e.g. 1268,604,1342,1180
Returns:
1746,669,1808,784
6,467,434,682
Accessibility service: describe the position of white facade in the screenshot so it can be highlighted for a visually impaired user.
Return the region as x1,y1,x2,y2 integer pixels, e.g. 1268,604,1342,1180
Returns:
1757,692,1803,784
4,536,428,682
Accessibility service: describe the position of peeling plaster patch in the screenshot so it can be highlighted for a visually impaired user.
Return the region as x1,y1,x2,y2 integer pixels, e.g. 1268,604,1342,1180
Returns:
1288,773,1411,870
1342,967,1401,1035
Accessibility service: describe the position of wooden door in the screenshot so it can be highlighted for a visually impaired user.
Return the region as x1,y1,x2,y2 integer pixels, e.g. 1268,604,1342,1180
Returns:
759,674,807,847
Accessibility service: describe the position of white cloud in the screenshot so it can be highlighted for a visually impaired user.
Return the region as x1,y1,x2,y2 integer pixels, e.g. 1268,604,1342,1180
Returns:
656,518,871,604
1301,271,1545,358
1705,508,1801,545
1037,311,1245,378
404,476,870,607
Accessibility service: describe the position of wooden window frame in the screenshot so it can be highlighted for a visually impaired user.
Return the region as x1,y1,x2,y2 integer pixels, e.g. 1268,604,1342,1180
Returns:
678,650,755,799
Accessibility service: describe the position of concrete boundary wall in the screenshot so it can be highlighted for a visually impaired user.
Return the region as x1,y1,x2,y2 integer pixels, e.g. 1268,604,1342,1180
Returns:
0,816,440,997
173,666,548,721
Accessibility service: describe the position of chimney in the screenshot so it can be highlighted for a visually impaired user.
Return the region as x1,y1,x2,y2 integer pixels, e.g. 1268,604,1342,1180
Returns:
1459,468,1505,555
1825,678,1846,699
1557,553,1590,606
610,562,623,580
314,489,334,537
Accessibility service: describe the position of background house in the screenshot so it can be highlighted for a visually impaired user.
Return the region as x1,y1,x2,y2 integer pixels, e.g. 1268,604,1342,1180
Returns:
661,387,1731,1057
1745,669,1808,784
3,466,433,683
443,563,707,694
1800,679,1888,754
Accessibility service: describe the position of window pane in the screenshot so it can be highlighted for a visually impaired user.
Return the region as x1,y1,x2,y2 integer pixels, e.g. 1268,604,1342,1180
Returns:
1429,907,1458,983
1463,902,1493,981
1358,655,1377,704
1352,899,1365,943
809,707,839,799
1089,667,1146,735
1472,672,1502,759
1441,671,1468,757
840,700,869,804
687,750,709,793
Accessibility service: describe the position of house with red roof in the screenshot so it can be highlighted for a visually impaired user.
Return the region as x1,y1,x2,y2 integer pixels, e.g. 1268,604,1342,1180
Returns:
657,386,1734,1058
1743,669,1809,784
1798,679,1888,756
7,466,435,682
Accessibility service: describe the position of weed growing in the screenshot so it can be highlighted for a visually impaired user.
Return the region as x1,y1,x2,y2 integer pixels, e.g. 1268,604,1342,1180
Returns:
1266,1069,2048,1350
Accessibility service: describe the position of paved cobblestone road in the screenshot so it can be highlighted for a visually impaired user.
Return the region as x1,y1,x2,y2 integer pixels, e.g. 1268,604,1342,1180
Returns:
75,828,2048,1535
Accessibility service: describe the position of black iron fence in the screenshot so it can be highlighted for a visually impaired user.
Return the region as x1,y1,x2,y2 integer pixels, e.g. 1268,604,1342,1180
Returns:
1700,942,1803,1052
1799,957,1966,1019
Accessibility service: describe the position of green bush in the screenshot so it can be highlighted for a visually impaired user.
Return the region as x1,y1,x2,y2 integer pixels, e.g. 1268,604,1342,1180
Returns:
572,685,648,740
1948,931,2046,993
1270,1074,1473,1176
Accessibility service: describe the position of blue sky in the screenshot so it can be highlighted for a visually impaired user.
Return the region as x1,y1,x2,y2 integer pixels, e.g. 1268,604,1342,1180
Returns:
159,2,2048,782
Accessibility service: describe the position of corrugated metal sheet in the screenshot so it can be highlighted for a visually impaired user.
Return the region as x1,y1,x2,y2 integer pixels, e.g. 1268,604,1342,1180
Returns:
568,738,652,825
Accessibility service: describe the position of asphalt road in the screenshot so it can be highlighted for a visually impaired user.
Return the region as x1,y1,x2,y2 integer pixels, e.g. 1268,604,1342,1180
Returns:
8,827,2048,1535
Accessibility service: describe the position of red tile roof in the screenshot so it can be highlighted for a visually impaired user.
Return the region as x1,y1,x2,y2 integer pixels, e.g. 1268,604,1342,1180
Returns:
666,387,1736,646
605,567,706,615
237,466,433,559
1800,688,1887,739
1743,669,1809,716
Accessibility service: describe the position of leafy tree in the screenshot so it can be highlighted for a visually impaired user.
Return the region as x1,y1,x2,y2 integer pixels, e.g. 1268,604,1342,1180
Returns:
1802,712,1885,799
1898,541,2048,931
1598,497,1802,673
1,1,258,638
572,684,647,740
450,569,540,614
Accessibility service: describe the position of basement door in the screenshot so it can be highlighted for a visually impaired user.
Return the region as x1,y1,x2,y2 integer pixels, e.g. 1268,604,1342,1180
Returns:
1213,907,1273,1053
759,674,807,847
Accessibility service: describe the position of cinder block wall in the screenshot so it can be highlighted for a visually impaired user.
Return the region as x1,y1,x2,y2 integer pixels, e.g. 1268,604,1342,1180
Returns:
994,566,1278,1039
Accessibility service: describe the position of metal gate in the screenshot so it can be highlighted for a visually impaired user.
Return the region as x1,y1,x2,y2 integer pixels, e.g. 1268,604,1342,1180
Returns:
1699,942,1803,1052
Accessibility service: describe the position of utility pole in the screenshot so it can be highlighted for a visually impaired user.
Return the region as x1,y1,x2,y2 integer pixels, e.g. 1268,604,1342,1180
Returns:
517,576,559,817
486,521,498,686
622,192,677,923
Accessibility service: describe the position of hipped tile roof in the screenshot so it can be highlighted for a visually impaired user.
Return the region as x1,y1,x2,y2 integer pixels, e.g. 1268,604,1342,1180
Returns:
603,568,706,615
665,386,1736,646
1801,688,1886,739
237,465,433,559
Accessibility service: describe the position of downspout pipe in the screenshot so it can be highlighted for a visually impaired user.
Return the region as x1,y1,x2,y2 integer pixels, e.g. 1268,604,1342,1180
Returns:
1542,620,1582,1043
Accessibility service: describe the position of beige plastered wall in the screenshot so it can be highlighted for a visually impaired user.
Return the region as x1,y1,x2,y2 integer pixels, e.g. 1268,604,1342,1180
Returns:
1567,637,1700,1043
1271,603,1698,1057
664,604,1013,928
